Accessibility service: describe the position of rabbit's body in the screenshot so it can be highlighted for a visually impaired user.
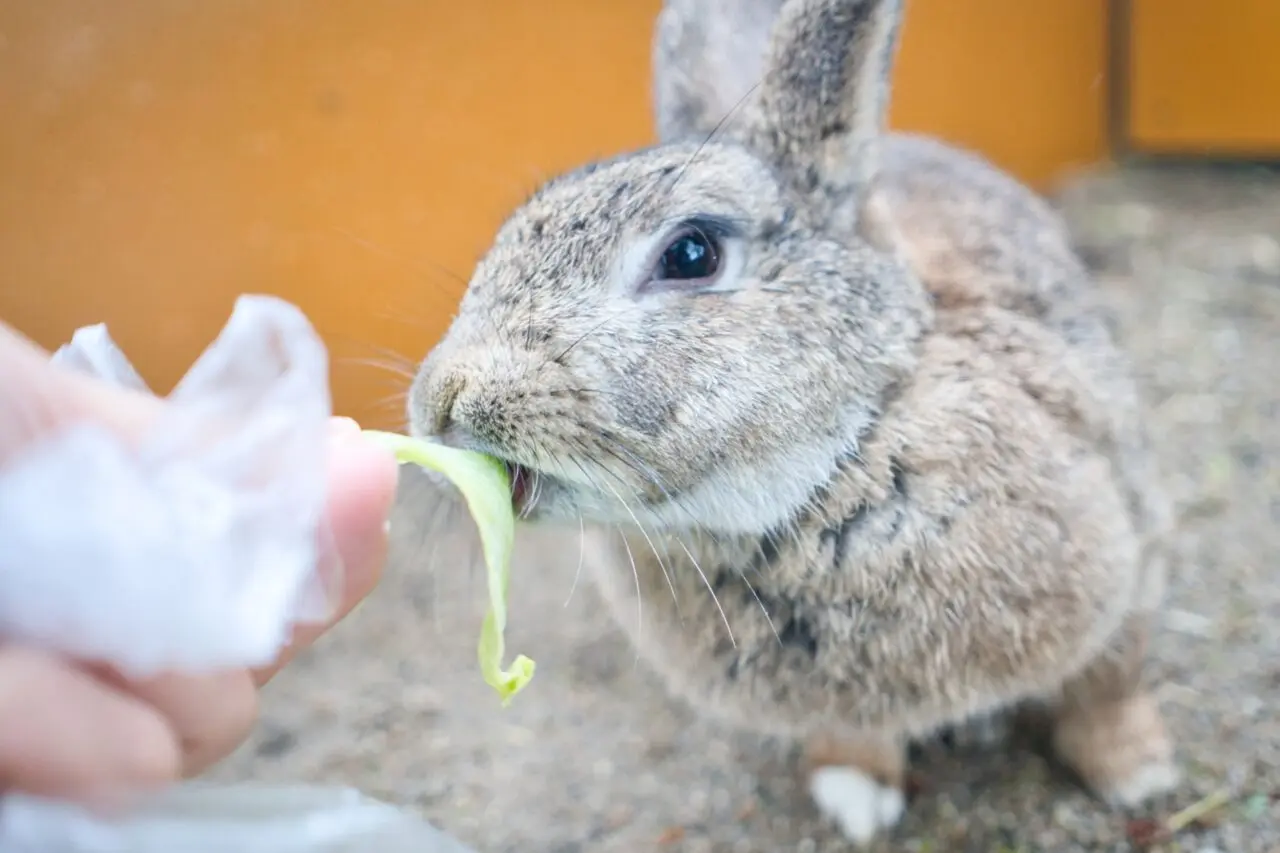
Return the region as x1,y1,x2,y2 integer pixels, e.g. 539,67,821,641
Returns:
411,0,1178,844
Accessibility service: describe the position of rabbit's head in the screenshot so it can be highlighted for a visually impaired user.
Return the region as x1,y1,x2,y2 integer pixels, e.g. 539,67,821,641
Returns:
409,0,929,536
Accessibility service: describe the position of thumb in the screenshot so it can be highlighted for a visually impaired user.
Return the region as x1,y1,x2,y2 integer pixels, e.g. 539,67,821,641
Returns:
0,321,162,464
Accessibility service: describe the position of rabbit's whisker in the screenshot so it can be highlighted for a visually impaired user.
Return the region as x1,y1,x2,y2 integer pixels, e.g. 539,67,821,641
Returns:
616,520,644,659
581,437,743,648
336,338,419,371
329,227,479,336
663,81,763,200
564,512,588,609
594,435,773,645
338,356,417,382
552,305,635,364
567,440,684,627
691,286,790,296
330,226,521,399
400,483,467,636
604,478,683,622
744,547,782,646
367,392,411,419
555,387,625,400
672,533,737,648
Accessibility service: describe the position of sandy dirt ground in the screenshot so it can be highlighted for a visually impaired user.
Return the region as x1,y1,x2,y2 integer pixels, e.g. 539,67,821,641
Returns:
211,163,1280,852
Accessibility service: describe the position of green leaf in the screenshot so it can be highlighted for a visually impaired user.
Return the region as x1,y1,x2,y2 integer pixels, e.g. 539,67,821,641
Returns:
363,430,535,705
1241,792,1269,820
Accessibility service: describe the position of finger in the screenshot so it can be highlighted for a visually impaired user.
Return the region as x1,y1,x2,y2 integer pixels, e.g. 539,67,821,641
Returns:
251,420,399,686
114,669,260,779
118,421,397,774
0,647,180,804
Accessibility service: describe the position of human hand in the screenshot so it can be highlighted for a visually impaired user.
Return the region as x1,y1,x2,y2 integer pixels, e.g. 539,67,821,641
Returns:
0,320,400,806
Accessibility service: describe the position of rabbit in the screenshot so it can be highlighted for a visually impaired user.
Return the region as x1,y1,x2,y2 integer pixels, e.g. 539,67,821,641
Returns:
407,0,1179,844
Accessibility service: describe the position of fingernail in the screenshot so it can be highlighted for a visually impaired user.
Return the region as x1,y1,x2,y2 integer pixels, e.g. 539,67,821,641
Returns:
350,434,400,476
329,416,362,440
327,418,399,470
327,418,396,472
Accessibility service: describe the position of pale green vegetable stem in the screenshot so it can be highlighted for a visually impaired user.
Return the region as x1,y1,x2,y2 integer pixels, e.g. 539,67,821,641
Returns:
362,430,535,705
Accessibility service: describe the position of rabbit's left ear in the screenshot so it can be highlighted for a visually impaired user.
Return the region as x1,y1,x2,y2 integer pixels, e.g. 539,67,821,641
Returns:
651,0,786,143
737,0,904,232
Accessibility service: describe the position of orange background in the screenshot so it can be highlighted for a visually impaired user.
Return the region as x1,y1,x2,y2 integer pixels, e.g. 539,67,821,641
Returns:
1124,0,1280,155
0,0,1219,424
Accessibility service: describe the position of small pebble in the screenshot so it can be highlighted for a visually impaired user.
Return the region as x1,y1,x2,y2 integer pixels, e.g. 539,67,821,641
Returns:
1248,234,1280,277
1165,608,1215,637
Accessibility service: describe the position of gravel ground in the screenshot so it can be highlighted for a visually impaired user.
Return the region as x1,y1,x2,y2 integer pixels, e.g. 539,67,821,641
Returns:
211,163,1280,852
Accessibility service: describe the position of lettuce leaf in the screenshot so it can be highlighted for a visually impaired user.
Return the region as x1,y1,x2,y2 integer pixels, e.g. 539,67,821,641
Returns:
362,431,535,705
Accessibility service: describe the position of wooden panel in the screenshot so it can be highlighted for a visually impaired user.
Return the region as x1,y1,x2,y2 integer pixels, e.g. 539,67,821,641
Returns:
0,0,1110,423
890,0,1110,191
1125,0,1280,155
0,0,661,426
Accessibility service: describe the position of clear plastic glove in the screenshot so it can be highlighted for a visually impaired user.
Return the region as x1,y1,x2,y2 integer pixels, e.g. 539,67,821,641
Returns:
0,298,470,852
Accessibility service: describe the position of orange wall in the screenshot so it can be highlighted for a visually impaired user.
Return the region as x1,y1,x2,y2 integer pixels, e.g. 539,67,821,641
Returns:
0,1,661,428
892,0,1109,192
0,0,1109,425
1125,0,1280,155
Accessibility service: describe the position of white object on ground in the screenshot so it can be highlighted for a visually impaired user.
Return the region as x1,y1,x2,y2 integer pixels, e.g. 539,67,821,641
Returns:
808,765,905,846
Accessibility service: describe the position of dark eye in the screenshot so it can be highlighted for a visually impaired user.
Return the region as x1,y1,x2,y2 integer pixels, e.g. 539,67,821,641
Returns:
654,228,721,282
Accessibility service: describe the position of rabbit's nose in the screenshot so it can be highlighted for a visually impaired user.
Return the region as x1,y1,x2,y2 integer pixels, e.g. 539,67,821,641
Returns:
427,373,467,441
408,362,488,450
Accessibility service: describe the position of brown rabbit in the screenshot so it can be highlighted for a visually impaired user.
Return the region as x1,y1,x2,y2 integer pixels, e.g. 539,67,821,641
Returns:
408,0,1179,843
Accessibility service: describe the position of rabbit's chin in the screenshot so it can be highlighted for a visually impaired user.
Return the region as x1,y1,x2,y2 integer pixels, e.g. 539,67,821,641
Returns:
507,473,658,529
500,464,646,529
516,433,867,540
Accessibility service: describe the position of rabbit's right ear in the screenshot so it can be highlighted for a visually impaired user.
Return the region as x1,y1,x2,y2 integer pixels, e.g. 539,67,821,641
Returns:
652,0,786,143
738,0,904,233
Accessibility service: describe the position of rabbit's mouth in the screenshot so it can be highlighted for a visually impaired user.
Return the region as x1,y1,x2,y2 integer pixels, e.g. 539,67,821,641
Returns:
505,461,531,511
499,459,582,522
503,461,557,520
494,454,632,525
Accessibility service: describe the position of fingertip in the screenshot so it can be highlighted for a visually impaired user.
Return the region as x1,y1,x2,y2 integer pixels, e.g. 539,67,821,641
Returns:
328,423,400,509
106,697,183,801
325,429,399,579
253,429,400,687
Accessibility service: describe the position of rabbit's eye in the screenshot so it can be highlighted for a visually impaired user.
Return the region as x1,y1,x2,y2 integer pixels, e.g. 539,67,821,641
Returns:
655,229,721,282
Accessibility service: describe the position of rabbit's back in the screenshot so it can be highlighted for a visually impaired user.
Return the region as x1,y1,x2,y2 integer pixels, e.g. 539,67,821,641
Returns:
870,132,1170,602
872,134,1083,319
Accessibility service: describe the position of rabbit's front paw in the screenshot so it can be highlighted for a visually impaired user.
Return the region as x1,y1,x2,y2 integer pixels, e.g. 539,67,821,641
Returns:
1054,690,1180,807
808,766,906,845
1102,755,1181,807
804,731,906,845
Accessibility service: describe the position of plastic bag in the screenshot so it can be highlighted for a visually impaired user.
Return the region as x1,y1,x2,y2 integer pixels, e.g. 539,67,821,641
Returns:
0,785,476,853
0,296,476,853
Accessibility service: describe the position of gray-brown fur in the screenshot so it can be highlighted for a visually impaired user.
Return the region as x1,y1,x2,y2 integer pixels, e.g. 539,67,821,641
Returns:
410,0,1177,840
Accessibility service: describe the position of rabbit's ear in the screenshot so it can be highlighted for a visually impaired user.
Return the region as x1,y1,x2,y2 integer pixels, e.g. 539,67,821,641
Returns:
652,0,786,143
739,0,904,230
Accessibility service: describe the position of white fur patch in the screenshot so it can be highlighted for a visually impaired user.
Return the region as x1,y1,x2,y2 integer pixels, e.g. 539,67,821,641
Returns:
1104,758,1181,807
652,417,873,535
808,765,905,846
